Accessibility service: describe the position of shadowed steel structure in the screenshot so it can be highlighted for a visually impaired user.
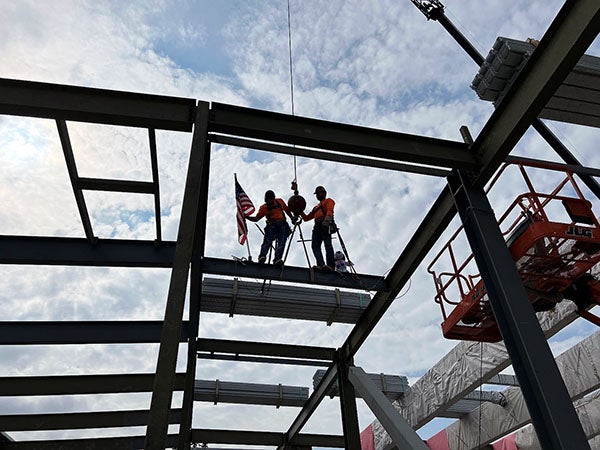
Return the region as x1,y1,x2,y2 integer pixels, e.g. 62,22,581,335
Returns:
0,1,598,449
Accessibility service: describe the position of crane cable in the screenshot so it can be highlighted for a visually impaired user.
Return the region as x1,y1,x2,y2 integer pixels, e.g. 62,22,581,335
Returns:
287,0,298,186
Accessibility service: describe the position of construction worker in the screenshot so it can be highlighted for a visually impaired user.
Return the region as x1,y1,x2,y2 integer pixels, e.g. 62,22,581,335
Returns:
301,185,335,270
246,190,293,266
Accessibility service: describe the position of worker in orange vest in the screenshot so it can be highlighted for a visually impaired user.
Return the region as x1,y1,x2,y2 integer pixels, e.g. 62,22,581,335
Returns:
246,190,293,266
301,185,336,270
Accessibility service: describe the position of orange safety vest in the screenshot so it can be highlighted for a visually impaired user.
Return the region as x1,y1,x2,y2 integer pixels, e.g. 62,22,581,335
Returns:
303,198,335,222
255,198,290,223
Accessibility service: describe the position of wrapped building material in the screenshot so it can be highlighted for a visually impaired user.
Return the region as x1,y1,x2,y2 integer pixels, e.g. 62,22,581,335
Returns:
313,369,409,401
472,36,600,128
201,277,370,324
371,302,579,450
194,379,309,407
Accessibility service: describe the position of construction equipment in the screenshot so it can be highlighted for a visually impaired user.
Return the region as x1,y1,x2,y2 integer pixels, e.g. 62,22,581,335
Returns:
428,159,600,342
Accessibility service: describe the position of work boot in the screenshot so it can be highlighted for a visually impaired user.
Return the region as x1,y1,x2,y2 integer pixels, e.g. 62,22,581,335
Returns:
274,259,284,267
258,256,266,264
322,265,334,271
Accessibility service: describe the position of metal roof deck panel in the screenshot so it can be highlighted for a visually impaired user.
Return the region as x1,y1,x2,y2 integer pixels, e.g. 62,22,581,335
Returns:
194,380,309,407
201,277,371,324
313,369,409,400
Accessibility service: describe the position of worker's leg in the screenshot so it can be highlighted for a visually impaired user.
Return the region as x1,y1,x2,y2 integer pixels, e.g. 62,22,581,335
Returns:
259,224,275,260
311,226,325,267
273,221,287,262
323,229,334,268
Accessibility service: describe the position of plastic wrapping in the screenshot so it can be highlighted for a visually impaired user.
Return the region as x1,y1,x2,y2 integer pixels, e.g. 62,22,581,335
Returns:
371,302,578,450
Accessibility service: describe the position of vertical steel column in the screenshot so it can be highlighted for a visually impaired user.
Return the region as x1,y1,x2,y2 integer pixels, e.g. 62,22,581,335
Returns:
148,128,162,243
145,102,210,450
336,358,361,449
447,168,590,450
178,142,211,450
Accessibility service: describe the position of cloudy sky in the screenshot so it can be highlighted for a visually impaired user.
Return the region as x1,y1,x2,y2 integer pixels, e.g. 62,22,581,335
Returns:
1,0,599,447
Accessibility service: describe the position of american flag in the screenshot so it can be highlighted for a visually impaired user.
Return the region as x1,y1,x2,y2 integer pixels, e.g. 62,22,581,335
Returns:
235,175,255,245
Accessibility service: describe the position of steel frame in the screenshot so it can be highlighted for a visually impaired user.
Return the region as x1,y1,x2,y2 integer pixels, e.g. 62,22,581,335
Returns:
0,1,598,449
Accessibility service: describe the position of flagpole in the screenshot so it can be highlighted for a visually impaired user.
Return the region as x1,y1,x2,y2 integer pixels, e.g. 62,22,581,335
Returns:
235,173,253,261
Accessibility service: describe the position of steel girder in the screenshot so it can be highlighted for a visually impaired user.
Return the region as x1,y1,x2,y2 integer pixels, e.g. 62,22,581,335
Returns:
208,102,475,169
0,77,196,131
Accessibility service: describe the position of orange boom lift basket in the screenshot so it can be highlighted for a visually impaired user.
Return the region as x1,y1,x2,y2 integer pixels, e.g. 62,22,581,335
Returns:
428,160,600,342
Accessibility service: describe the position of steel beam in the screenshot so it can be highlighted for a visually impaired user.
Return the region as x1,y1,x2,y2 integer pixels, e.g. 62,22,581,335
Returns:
337,361,361,449
179,142,212,450
191,429,344,447
145,101,210,450
0,374,185,396
0,235,175,267
1,435,178,450
148,128,162,242
197,338,336,361
348,366,427,450
56,120,95,243
283,363,339,446
448,168,589,450
78,177,155,194
0,321,189,345
197,352,330,367
208,102,475,170
0,409,182,432
210,134,450,177
0,77,195,131
201,256,388,291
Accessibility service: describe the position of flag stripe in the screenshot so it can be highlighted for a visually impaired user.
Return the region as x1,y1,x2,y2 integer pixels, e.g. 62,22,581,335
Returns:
235,178,255,245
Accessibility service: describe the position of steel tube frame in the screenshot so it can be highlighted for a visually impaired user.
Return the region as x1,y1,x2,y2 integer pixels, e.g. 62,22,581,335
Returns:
0,77,196,131
145,102,210,450
208,102,475,170
348,366,427,450
283,0,600,443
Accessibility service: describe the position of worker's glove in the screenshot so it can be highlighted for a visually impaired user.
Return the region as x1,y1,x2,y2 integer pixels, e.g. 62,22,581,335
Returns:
322,216,332,228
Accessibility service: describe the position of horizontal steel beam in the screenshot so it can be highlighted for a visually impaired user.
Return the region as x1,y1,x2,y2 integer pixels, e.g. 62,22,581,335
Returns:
197,352,330,367
1,435,178,450
201,257,388,291
191,429,344,447
505,155,600,177
197,338,336,361
0,321,190,345
0,374,185,396
0,78,196,131
208,102,476,170
0,409,182,432
0,235,175,267
78,177,155,194
210,134,450,177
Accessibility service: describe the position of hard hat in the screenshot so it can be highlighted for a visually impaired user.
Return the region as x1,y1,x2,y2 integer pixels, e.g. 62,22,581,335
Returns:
314,186,326,194
264,190,275,200
334,251,345,261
